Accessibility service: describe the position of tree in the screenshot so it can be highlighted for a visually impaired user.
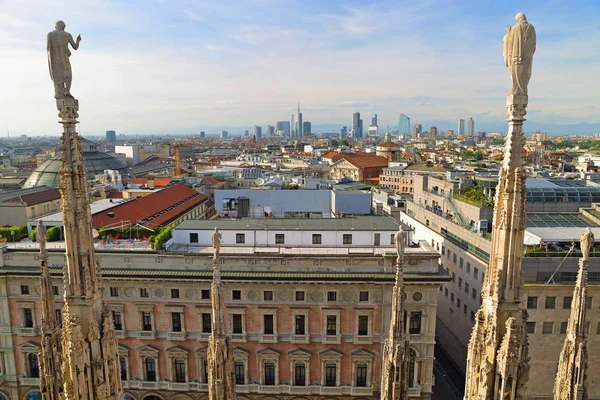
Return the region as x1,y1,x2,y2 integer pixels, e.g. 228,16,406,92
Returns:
47,226,61,241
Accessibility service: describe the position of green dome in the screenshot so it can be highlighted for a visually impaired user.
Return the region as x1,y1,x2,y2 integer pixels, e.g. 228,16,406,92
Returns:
23,138,132,188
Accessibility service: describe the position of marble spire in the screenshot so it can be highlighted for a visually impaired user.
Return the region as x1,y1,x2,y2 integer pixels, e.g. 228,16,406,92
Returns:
38,221,64,400
463,14,535,400
380,227,410,400
207,228,236,400
44,20,122,400
553,230,592,400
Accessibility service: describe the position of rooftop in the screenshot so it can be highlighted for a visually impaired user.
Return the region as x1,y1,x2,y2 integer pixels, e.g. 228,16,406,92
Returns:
175,215,401,231
0,186,60,205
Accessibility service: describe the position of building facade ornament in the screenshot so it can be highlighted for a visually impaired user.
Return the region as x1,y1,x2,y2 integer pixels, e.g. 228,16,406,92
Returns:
208,228,236,400
380,228,410,400
464,15,534,400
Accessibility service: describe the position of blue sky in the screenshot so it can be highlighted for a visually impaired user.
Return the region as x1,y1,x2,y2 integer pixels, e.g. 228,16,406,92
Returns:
0,0,599,135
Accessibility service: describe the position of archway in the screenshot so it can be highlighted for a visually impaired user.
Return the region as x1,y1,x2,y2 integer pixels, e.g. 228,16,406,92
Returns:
25,392,42,400
142,396,164,400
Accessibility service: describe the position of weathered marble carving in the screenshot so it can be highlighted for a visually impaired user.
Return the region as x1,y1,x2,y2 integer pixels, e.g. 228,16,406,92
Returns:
503,13,536,95
47,21,81,99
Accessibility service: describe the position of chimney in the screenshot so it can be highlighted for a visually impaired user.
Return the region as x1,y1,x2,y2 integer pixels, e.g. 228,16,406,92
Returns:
148,178,155,189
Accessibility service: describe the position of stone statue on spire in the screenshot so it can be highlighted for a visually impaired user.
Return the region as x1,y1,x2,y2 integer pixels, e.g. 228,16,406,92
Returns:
47,20,81,99
503,13,536,96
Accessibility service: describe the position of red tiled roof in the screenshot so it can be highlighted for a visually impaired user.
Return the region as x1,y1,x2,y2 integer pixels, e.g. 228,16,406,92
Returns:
342,155,389,169
93,184,207,228
106,191,123,199
5,188,61,205
201,176,219,185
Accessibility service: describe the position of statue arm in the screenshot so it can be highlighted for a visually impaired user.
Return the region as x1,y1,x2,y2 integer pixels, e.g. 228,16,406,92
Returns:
68,34,81,50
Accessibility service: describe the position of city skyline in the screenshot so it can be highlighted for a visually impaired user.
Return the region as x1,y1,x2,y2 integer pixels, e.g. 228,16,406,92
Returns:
0,0,599,136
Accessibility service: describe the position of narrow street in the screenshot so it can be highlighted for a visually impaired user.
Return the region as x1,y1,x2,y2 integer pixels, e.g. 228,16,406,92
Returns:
432,345,464,400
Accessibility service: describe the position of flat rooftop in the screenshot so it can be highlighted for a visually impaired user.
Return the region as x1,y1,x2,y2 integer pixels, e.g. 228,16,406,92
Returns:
175,216,401,231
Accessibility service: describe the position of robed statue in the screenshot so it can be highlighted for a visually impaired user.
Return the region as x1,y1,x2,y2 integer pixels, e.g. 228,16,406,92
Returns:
503,13,536,96
47,20,81,99
580,228,595,262
211,227,222,258
393,228,406,259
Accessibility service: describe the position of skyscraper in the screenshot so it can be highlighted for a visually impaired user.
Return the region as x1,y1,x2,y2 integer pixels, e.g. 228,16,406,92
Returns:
467,117,475,137
276,121,290,135
398,114,410,136
200,131,205,138
253,125,262,138
291,114,296,137
369,114,379,136
412,123,422,138
266,124,275,136
372,114,378,126
302,121,311,135
105,130,116,142
340,126,348,139
457,119,465,136
296,101,303,137
430,126,438,138
220,130,228,138
352,112,363,138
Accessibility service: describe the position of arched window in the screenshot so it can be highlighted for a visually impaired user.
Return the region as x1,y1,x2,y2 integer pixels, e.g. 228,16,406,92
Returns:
174,358,186,383
264,361,275,385
142,396,161,400
27,392,42,400
0,394,7,400
294,362,306,386
409,349,417,388
356,362,368,387
203,360,208,383
145,357,156,382
325,362,337,386
119,356,127,381
28,354,40,378
234,361,245,385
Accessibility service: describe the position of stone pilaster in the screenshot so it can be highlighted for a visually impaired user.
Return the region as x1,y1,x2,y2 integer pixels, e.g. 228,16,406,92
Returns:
207,252,236,400
380,230,410,400
553,258,589,400
463,94,531,400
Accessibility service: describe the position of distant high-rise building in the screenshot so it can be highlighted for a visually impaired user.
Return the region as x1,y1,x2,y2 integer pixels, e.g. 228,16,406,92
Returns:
398,114,410,136
302,121,311,135
369,114,379,136
266,125,274,136
200,131,205,138
430,127,438,138
291,114,296,137
352,112,363,138
412,123,422,138
340,126,348,139
253,125,262,139
105,130,116,142
220,130,228,139
276,121,290,135
457,119,466,136
296,101,303,138
445,129,455,137
372,114,378,126
244,130,250,137
467,117,474,137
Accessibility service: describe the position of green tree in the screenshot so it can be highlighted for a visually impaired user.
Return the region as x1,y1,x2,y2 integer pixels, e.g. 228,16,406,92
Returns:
47,226,61,241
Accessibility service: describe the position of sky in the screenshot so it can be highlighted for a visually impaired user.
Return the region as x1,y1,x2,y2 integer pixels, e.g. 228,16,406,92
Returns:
0,0,599,136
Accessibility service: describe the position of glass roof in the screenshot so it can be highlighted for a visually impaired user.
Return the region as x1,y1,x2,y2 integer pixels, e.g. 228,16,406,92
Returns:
526,213,598,228
525,187,600,203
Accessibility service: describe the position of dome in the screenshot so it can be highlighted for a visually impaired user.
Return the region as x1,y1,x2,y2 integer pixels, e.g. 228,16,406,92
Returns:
24,138,133,188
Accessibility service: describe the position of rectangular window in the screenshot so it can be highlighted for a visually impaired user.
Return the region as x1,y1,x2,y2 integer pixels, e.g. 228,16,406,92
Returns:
275,234,285,244
56,309,63,328
457,298,461,308
526,322,536,333
459,258,464,269
458,277,462,288
171,313,182,332
264,362,275,385
295,315,306,335
264,291,273,301
356,364,367,387
358,315,369,336
232,290,241,300
542,321,554,334
343,234,352,244
374,233,381,246
563,296,573,309
444,288,448,297
359,291,369,302
326,315,337,335
171,288,180,299
142,312,152,331
409,312,422,334
202,313,211,333
472,288,477,300
451,272,456,283
325,364,337,386
140,288,149,298
201,289,210,299
597,322,600,335
587,297,593,310
120,356,127,381
451,293,455,303
263,314,274,334
236,233,245,244
23,308,34,328
560,322,568,334
235,362,245,384
327,291,337,301
465,282,469,293
232,314,243,334
466,262,471,273
545,296,556,309
527,296,538,309
110,287,119,297
463,304,468,314
112,311,123,330
189,233,198,243
295,291,305,301
470,311,475,321
474,267,479,280
453,254,457,263
391,234,395,245
21,285,29,295
312,234,322,244
295,363,306,386
174,358,186,382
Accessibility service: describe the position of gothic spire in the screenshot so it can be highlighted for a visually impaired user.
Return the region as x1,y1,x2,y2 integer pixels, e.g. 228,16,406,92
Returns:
463,14,535,400
38,221,64,400
380,227,410,400
553,230,591,400
208,228,236,400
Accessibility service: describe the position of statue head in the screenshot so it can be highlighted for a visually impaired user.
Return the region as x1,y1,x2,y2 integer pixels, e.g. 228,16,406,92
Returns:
55,20,66,30
515,13,526,23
